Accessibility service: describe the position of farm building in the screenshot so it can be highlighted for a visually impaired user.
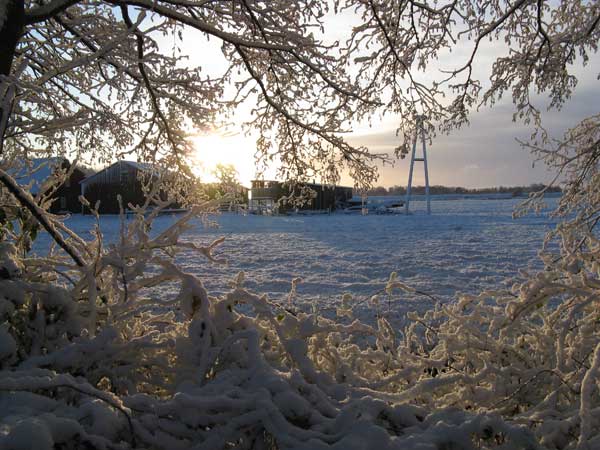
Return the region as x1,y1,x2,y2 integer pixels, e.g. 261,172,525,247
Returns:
249,180,352,214
7,157,87,214
80,160,162,214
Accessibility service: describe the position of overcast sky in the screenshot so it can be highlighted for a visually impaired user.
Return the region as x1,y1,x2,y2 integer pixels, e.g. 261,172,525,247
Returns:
178,12,599,189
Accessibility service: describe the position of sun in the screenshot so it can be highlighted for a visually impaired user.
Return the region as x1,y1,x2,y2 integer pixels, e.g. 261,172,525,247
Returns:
191,133,259,187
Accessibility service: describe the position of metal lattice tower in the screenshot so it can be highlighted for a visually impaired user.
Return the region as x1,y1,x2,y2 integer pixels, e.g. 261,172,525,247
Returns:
405,115,431,215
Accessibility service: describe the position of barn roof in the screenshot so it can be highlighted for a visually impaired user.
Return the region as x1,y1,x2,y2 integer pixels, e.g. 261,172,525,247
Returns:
124,161,154,171
79,160,155,186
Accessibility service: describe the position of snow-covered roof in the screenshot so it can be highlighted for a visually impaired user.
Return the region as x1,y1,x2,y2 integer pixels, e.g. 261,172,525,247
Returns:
7,157,67,195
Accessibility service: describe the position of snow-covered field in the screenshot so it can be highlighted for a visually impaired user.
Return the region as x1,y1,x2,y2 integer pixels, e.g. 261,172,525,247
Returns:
36,195,560,324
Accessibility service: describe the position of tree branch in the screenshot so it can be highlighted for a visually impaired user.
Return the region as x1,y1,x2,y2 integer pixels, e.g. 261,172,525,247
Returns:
0,169,85,267
24,0,82,25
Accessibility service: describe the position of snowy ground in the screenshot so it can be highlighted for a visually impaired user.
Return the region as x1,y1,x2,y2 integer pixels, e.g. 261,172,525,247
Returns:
35,195,560,325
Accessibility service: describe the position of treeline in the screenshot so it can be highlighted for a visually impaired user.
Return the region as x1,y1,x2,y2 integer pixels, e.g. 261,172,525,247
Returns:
366,183,562,196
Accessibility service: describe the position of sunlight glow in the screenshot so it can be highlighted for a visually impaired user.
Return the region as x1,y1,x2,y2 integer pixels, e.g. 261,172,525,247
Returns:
191,133,268,187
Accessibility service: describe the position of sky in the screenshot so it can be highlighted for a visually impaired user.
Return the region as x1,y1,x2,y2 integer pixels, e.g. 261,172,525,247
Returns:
179,9,599,189
345,81,599,188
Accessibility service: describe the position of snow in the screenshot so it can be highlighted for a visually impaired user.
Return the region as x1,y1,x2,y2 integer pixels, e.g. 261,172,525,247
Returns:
0,324,17,364
12,193,600,449
1,417,54,450
123,161,154,171
34,195,559,324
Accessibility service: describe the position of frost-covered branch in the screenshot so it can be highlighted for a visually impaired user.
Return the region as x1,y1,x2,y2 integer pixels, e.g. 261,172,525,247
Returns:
0,168,85,267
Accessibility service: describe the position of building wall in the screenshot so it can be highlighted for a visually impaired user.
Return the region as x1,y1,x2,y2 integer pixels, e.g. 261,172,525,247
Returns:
249,180,352,213
81,163,148,214
80,162,180,214
51,167,86,213
81,179,147,214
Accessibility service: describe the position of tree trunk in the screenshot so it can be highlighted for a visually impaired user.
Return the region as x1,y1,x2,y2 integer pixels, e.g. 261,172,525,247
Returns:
0,0,25,78
0,0,24,154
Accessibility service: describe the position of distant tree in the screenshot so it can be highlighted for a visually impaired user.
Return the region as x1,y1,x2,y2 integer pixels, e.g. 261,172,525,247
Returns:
366,185,388,196
211,163,247,205
212,164,240,191
388,185,407,196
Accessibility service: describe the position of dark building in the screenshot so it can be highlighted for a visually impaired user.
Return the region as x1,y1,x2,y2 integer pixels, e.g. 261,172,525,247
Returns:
249,180,352,214
8,157,87,214
79,160,160,214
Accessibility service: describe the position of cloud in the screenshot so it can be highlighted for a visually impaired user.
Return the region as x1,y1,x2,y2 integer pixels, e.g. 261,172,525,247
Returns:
463,164,480,171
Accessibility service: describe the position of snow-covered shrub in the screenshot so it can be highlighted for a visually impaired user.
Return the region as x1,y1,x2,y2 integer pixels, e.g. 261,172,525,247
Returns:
395,233,600,449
